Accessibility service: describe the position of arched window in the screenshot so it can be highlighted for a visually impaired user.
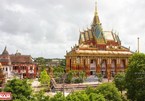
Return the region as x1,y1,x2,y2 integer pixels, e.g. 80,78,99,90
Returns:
120,60,125,69
111,59,116,69
101,59,107,77
101,60,107,69
111,59,116,76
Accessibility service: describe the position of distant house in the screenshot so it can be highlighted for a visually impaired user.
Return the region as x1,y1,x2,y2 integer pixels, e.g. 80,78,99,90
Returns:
46,59,65,67
0,47,37,79
46,59,60,67
0,47,13,79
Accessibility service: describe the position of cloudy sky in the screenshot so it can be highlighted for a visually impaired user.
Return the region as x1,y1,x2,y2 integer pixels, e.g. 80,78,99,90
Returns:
0,0,145,58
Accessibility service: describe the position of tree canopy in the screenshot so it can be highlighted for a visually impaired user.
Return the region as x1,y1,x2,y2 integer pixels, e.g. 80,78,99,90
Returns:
35,57,46,70
4,79,32,101
125,53,145,101
113,73,125,94
39,69,50,86
31,90,49,101
95,83,122,101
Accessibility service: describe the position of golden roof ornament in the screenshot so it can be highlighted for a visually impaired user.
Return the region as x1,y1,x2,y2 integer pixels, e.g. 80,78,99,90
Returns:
92,0,101,25
95,1,98,15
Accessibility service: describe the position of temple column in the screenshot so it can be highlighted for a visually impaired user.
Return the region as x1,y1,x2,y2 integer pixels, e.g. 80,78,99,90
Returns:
107,58,111,81
26,66,29,78
116,58,121,74
72,57,76,70
79,57,83,71
82,57,86,71
86,57,90,76
18,66,20,73
96,58,101,73
125,58,128,70
66,57,70,71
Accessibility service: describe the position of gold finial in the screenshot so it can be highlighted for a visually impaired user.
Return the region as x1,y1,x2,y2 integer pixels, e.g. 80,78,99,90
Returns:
95,0,98,15
92,0,101,25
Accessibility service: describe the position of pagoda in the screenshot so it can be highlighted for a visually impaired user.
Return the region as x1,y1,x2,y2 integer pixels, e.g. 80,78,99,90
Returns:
65,2,133,79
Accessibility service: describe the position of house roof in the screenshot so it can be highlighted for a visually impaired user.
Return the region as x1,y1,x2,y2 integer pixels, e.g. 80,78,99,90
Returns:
10,55,33,64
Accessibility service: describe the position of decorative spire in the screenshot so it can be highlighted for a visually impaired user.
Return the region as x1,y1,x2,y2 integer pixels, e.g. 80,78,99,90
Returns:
92,0,101,26
2,46,9,55
15,50,21,56
95,1,98,16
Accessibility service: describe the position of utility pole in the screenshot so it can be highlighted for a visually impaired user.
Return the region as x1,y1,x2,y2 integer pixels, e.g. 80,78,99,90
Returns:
62,73,66,97
137,37,140,53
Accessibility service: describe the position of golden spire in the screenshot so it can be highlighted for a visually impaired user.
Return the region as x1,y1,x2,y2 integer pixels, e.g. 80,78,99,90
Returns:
92,0,100,25
95,1,98,16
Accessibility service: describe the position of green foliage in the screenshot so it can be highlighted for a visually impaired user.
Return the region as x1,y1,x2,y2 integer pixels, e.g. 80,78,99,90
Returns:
4,79,32,101
60,59,66,67
85,83,122,101
96,83,122,101
125,53,145,101
89,93,105,101
35,57,46,70
66,91,89,101
74,78,83,83
28,82,124,101
39,69,50,86
50,92,66,101
113,73,125,94
0,88,2,92
31,90,50,101
53,67,65,83
65,71,73,83
85,86,95,95
65,70,86,83
79,71,86,81
96,73,103,82
53,67,64,78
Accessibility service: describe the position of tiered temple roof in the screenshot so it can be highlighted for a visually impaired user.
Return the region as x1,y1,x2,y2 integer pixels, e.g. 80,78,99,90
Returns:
66,2,133,57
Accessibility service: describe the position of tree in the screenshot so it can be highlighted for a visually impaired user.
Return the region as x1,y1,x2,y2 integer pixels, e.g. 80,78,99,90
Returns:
60,59,66,68
96,73,103,82
79,71,86,81
50,92,66,101
4,79,32,101
35,57,46,71
31,90,50,101
85,83,122,101
95,83,122,101
113,73,125,94
65,71,73,83
53,67,64,78
89,93,105,101
85,86,95,95
66,91,89,101
125,53,145,101
39,69,50,86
